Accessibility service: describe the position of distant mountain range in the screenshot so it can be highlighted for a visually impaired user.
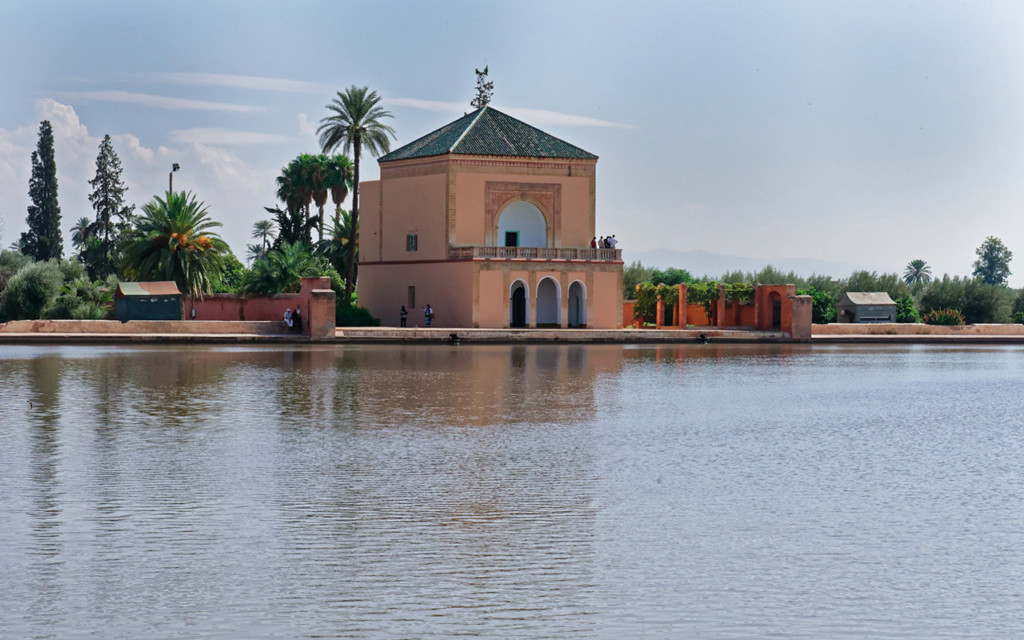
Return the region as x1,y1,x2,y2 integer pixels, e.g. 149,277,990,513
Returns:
622,248,888,279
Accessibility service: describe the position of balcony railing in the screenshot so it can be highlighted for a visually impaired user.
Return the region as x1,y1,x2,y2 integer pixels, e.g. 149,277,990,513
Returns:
448,246,621,261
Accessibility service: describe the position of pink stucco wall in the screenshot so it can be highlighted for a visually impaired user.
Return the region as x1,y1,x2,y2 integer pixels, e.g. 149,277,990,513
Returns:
359,261,476,327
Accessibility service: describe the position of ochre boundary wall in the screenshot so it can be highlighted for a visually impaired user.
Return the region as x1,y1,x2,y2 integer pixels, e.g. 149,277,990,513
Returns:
814,323,1024,336
623,284,811,339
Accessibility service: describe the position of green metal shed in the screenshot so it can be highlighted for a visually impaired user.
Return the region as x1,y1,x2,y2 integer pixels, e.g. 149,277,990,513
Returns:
114,281,182,322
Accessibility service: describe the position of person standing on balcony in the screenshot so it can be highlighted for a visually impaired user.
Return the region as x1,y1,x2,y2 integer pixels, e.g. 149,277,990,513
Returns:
598,236,605,249
608,235,618,249
590,237,597,248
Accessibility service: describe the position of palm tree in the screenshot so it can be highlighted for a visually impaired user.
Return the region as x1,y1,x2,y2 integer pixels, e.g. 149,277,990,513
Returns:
317,209,355,276
276,159,312,242
903,259,933,285
324,154,354,213
121,190,228,299
318,86,396,300
71,217,94,251
298,154,330,242
251,219,276,254
242,240,320,296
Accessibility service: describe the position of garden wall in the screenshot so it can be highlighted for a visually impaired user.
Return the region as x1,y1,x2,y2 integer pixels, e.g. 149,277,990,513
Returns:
813,323,1024,336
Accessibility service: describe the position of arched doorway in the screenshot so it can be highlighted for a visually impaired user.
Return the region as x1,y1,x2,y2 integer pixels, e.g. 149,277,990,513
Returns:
496,201,546,247
510,280,528,328
536,277,560,327
568,281,586,328
770,291,782,330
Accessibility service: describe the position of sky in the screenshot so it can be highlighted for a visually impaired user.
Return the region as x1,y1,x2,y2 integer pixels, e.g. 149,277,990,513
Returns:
2,1,1024,284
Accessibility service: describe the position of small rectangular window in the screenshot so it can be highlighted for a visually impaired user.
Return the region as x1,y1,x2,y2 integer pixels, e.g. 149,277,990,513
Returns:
408,286,416,309
407,234,418,252
504,231,519,247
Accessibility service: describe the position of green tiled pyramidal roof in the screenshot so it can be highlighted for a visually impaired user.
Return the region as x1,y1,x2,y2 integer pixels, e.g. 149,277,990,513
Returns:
379,106,597,162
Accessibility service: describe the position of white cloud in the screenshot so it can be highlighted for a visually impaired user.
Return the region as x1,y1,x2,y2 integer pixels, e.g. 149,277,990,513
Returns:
145,72,333,94
388,97,466,113
169,128,295,146
0,100,279,257
389,96,632,128
498,106,632,129
55,90,262,113
297,113,317,137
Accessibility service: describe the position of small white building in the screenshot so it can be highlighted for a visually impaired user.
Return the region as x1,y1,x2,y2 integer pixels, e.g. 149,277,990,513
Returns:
836,292,896,323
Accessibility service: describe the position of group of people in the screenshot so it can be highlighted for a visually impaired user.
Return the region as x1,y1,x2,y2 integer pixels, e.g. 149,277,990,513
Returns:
591,235,619,249
399,304,435,327
283,306,302,332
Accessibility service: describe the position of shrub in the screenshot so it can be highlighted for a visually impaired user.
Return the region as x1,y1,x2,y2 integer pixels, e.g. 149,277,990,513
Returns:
0,260,63,322
336,303,379,327
922,308,965,325
894,295,920,323
632,282,658,325
45,276,113,320
796,286,836,324
1012,311,1024,324
0,250,33,293
918,276,1012,324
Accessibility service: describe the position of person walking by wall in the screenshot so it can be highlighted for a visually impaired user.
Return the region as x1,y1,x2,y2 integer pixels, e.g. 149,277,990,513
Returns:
400,305,408,327
424,304,434,327
292,306,302,333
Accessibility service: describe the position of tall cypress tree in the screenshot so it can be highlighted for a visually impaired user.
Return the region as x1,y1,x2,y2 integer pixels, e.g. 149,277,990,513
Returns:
21,121,62,261
87,134,133,277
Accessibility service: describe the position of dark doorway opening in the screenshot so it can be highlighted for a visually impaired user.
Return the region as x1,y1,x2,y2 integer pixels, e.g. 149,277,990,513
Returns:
511,286,526,327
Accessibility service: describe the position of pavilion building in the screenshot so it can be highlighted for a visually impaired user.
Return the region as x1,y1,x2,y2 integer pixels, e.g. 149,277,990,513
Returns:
358,106,623,328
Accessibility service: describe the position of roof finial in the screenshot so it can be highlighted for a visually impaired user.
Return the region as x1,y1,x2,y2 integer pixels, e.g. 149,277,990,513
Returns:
471,65,493,110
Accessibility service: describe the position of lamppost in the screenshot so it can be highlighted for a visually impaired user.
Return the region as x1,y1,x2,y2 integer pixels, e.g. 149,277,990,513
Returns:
169,163,180,192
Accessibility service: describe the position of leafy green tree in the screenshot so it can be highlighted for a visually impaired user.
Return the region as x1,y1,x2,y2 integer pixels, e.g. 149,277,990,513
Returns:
651,267,692,286
894,295,920,323
844,270,910,301
0,250,33,293
918,275,1012,324
121,191,228,299
623,261,656,299
903,259,932,285
0,260,63,321
242,240,319,296
20,121,62,261
211,252,248,293
972,236,1013,286
796,286,836,324
87,135,134,278
471,66,493,109
318,86,396,301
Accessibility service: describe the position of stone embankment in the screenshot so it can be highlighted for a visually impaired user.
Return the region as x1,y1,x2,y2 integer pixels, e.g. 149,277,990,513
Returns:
813,323,1024,343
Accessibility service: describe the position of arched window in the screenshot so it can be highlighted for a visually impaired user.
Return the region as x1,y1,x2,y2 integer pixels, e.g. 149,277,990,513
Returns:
496,201,546,248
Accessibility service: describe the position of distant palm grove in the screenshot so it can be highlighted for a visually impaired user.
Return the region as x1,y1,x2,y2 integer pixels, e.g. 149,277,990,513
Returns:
2,84,1023,327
